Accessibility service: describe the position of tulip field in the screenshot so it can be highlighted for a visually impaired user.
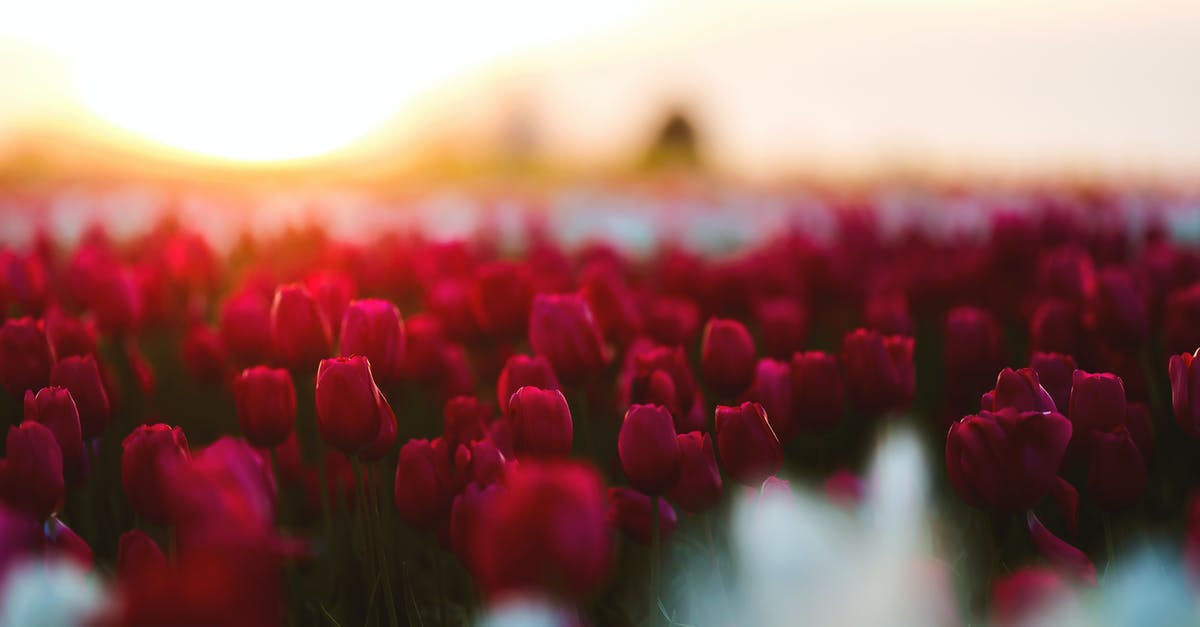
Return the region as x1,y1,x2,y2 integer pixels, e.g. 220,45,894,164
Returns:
2,188,1200,626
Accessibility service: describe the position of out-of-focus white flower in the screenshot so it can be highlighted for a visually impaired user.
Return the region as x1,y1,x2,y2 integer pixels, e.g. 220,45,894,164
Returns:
0,558,111,627
477,596,577,627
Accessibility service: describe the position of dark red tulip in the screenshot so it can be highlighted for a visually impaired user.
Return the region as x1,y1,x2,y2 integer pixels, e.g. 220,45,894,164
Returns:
1087,426,1146,511
0,317,53,397
427,278,479,341
48,355,110,440
118,529,168,579
1030,299,1082,355
44,307,97,359
1068,370,1126,435
0,251,47,315
607,487,678,545
791,351,844,433
394,438,455,530
315,356,387,455
471,261,533,336
443,396,491,451
89,266,143,334
629,345,698,430
0,503,42,577
450,481,500,564
755,298,807,360
945,408,1072,512
618,405,681,494
46,518,93,568
714,402,782,486
1029,352,1077,416
991,568,1070,626
1037,245,1096,303
824,469,864,507
579,262,642,346
528,293,608,384
219,290,273,364
700,318,756,397
991,368,1057,413
0,421,63,519
306,270,356,341
1169,350,1200,438
1026,511,1096,585
506,386,573,459
943,306,1004,397
1164,283,1200,356
745,358,794,442
458,438,507,487
339,298,406,386
865,291,914,337
181,324,228,385
270,284,331,370
233,367,297,448
468,461,612,600
496,354,559,414
1124,402,1155,460
121,423,191,525
1089,267,1148,345
668,431,722,513
643,295,701,347
23,387,83,482
360,399,399,462
841,329,915,416
1050,476,1079,538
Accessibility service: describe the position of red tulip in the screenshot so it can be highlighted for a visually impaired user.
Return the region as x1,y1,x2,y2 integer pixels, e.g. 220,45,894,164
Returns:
1026,511,1096,585
118,529,168,579
791,351,844,433
1165,283,1200,356
1030,299,1082,355
89,265,143,334
46,518,93,568
669,431,722,513
181,324,228,385
629,345,698,430
458,438,507,487
360,399,399,462
700,318,756,396
580,262,642,346
528,293,608,384
1087,426,1146,511
339,298,406,386
0,317,53,397
394,438,456,530
219,290,273,364
824,469,864,507
506,386,573,459
643,295,701,347
946,408,1072,512
471,261,534,336
450,481,500,564
755,298,807,360
44,307,97,359
1037,245,1095,303
618,405,681,495
314,356,387,455
745,358,795,442
23,387,83,482
270,284,331,370
0,421,63,519
121,423,191,525
1068,370,1126,435
607,487,678,545
991,568,1070,626
943,306,1004,398
841,329,915,417
1029,352,1077,416
1089,267,1148,345
865,291,913,337
306,270,356,341
714,402,782,486
1169,350,1200,438
496,354,559,414
990,368,1057,413
49,355,110,440
233,367,297,448
443,396,491,451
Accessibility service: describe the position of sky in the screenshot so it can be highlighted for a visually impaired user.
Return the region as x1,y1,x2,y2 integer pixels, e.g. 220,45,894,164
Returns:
0,0,1198,179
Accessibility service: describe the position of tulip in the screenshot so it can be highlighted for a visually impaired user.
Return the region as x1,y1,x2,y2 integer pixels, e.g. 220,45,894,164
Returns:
314,356,387,455
700,318,756,396
643,295,701,347
824,469,864,507
180,324,227,385
1050,476,1079,538
1030,299,1082,356
233,367,297,448
1165,283,1200,356
579,262,641,346
442,396,491,451
714,402,783,486
339,298,406,386
791,351,844,433
1029,352,1077,416
669,431,722,513
306,271,355,341
945,408,1071,512
360,399,399,462
1087,426,1146,511
607,487,678,545
269,284,331,370
841,329,915,416
0,421,64,519
458,438,507,487
44,307,97,359
528,293,608,384
618,405,681,494
629,345,698,430
991,568,1070,626
121,424,191,525
496,354,559,414
943,306,1004,398
1089,267,1148,345
48,355,110,440
755,298,807,360
394,438,455,529
427,278,479,341
1068,370,1126,435
219,290,273,364
118,529,168,579
990,368,1057,413
0,317,53,397
1169,349,1200,438
471,261,534,336
46,518,93,568
865,291,914,337
23,387,83,482
1026,511,1096,585
450,481,500,565
0,251,47,316
1037,245,1095,303
745,358,795,442
506,386,573,459
468,461,612,600
89,266,143,334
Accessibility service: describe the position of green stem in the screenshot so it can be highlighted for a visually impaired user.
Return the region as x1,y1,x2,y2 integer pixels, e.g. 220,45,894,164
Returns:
369,465,401,627
1103,514,1116,580
651,494,661,621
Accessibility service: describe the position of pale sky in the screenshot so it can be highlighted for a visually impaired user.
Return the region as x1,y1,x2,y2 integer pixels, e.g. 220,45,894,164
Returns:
1,0,1198,179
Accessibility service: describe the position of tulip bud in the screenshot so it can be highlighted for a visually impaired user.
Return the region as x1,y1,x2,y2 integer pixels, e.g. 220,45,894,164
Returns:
1029,352,1077,416
669,431,722,513
48,355,110,441
1068,370,1126,435
1026,511,1096,585
528,293,608,384
121,424,191,525
0,317,53,398
618,405,681,494
629,346,698,429
1169,350,1200,438
306,271,355,341
44,307,97,359
23,387,83,482
233,367,297,448
443,396,491,451
745,358,794,442
1,421,64,519
944,306,1004,399
580,262,641,346
700,318,756,397
1087,426,1146,511
118,529,168,579
607,487,678,545
865,291,914,337
270,284,331,370
471,261,534,337
450,482,500,565
506,386,573,459
790,351,844,432
180,324,227,385
1165,283,1200,356
714,402,782,486
1089,267,1148,345
460,438,507,487
991,368,1057,413
315,356,386,455
841,329,915,417
339,298,406,386
360,399,399,462
1030,299,1082,356
946,408,1071,512
1037,245,1096,303
219,290,273,364
46,518,93,568
644,296,701,347
89,266,143,334
755,298,807,360
496,354,559,414
427,278,479,341
393,438,455,530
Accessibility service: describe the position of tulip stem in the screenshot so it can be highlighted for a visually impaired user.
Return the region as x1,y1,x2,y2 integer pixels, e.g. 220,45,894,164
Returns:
367,464,401,627
651,494,662,620
315,447,334,553
1103,514,1116,579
